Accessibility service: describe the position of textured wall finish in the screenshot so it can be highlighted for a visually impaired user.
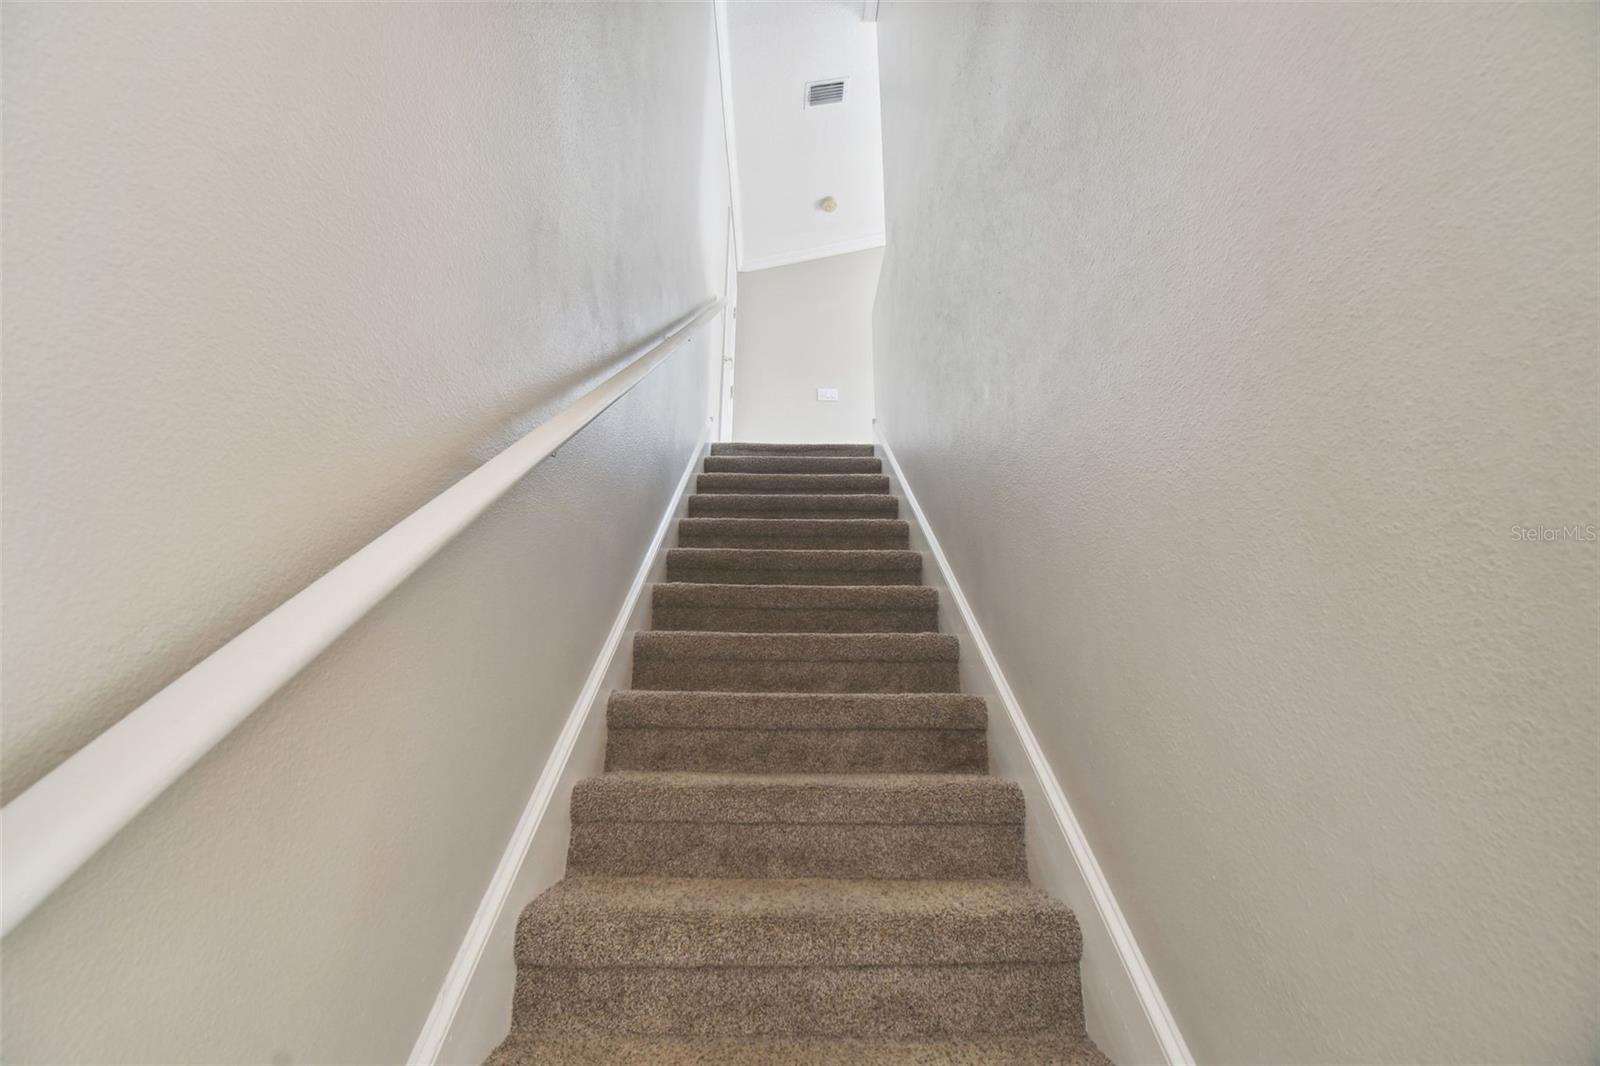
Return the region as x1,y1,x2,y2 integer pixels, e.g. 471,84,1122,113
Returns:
872,4,1598,1064
2,2,726,1061
733,247,881,443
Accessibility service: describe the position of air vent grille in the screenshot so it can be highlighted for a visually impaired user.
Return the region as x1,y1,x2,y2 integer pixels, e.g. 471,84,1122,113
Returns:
805,79,846,108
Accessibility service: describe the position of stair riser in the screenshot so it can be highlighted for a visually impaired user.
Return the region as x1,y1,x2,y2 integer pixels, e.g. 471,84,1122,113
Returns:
665,550,921,585
688,496,899,519
632,659,961,693
703,457,883,474
574,775,1018,823
511,963,1078,1038
605,728,987,773
517,886,1079,968
677,519,908,545
652,582,934,610
489,1034,1107,1065
653,606,938,633
666,567,922,587
697,474,891,495
567,823,1027,880
710,444,876,457
607,693,988,732
677,532,910,550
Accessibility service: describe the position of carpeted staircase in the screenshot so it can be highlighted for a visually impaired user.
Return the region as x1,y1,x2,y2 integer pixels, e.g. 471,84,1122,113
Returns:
488,444,1111,1065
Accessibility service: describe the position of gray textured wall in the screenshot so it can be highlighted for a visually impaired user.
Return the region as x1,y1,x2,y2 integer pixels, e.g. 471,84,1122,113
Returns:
2,3,726,1061
872,4,1598,1062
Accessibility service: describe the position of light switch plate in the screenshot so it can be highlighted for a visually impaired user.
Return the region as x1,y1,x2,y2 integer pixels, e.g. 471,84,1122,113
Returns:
816,387,840,402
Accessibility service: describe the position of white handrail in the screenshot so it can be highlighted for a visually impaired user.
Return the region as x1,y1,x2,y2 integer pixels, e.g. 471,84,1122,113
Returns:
0,297,724,937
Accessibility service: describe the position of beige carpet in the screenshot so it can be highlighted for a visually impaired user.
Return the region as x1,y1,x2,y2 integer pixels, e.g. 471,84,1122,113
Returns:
487,444,1112,1065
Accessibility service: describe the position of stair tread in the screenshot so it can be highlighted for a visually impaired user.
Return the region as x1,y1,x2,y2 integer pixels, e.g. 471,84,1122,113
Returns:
605,728,986,774
678,517,908,535
667,547,923,588
513,963,1067,1039
676,517,910,551
697,473,891,494
687,493,899,518
568,825,1023,881
652,581,937,634
703,456,883,474
688,493,897,506
488,1032,1111,1066
635,631,959,662
517,877,1080,967
652,582,935,608
607,691,986,730
667,548,920,571
571,771,1023,824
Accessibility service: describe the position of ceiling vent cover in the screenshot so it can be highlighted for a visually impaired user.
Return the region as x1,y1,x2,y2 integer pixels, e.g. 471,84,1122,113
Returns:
805,79,846,108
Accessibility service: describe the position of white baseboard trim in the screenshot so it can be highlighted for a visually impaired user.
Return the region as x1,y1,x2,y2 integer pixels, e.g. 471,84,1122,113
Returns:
739,233,886,273
875,428,1195,1066
407,438,708,1066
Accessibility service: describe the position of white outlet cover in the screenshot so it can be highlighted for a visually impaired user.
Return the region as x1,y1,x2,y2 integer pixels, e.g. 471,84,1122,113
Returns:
816,387,840,402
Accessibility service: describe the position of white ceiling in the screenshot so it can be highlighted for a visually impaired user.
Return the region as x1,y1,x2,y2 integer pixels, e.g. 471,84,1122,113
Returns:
722,1,886,272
